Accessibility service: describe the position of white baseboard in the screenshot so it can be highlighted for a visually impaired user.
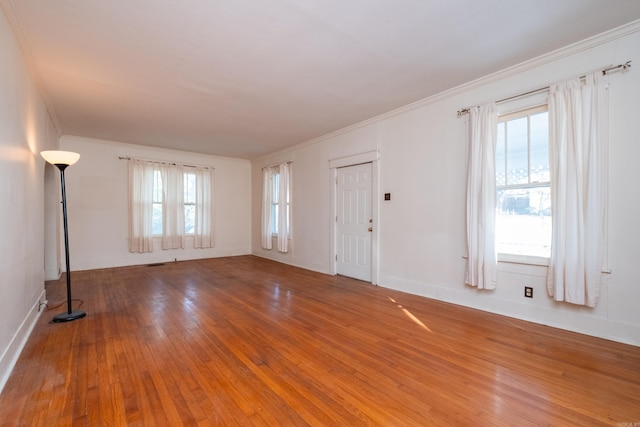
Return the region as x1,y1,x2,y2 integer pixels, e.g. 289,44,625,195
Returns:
380,275,640,347
0,288,46,394
251,250,331,276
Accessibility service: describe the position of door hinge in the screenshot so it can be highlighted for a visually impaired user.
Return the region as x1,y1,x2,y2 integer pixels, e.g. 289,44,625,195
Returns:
336,215,338,222
335,254,338,261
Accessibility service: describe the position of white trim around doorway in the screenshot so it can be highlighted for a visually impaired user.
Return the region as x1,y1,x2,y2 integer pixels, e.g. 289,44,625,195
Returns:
329,150,379,284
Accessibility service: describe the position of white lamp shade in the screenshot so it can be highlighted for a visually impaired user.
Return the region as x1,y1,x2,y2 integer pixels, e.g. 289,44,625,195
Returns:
41,150,80,166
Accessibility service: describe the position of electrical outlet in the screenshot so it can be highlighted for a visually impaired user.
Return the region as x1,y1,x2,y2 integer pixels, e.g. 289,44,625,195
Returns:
524,286,533,298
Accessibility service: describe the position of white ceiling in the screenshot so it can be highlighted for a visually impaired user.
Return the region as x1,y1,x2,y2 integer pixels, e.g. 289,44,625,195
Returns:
4,0,640,159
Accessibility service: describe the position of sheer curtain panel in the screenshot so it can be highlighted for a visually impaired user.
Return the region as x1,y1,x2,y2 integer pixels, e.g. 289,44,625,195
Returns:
194,167,214,249
465,103,498,290
547,73,608,307
160,163,185,249
261,167,273,250
276,162,290,253
128,159,155,253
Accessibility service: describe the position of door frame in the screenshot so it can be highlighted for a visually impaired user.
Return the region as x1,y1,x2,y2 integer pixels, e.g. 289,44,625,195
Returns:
329,150,379,284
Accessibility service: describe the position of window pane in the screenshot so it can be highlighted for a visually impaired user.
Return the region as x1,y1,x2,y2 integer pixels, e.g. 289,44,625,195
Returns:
184,172,196,203
496,186,551,257
152,169,163,235
184,204,195,234
153,170,163,203
496,106,550,258
496,122,506,186
272,173,279,204
184,172,196,234
506,117,528,185
271,172,280,234
152,203,162,235
272,204,278,234
268,170,290,236
530,112,550,183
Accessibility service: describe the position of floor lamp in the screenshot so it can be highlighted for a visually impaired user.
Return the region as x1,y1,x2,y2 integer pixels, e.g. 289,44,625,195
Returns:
41,150,87,322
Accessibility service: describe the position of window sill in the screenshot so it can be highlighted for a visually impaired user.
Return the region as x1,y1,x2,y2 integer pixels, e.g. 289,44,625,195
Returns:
497,253,549,267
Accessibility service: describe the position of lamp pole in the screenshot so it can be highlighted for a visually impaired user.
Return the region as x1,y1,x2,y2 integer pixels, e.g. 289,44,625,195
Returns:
41,150,86,322
56,163,86,321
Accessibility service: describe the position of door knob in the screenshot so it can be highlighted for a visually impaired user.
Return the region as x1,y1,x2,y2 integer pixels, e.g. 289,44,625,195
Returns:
368,227,373,232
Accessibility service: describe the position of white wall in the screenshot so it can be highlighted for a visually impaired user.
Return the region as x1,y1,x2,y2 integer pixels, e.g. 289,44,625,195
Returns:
252,22,640,346
0,7,58,391
59,136,252,271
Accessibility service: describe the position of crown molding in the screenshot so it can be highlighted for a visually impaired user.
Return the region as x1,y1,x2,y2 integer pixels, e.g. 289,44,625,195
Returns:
254,19,640,162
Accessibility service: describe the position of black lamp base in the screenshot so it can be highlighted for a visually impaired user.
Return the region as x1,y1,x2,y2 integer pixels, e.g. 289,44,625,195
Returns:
52,310,86,323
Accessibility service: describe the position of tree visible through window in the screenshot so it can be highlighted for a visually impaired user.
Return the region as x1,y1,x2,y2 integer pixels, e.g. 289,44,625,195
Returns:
495,105,551,258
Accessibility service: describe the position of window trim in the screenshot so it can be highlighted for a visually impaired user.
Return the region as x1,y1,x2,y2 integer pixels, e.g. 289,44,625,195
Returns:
497,252,549,267
498,104,547,122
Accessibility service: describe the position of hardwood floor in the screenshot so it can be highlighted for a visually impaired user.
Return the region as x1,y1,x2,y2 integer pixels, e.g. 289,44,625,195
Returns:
1,256,639,426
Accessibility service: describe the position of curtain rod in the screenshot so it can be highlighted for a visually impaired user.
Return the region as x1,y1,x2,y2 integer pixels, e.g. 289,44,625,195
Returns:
456,61,632,117
118,156,214,169
262,161,293,171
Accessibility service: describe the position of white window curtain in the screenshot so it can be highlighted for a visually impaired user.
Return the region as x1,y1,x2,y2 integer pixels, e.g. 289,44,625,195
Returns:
261,167,273,250
128,159,155,253
159,163,185,249
465,103,498,290
547,72,608,307
194,166,214,249
276,162,290,253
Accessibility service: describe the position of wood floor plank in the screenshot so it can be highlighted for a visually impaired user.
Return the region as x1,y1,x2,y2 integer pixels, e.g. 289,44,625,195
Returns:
1,255,639,426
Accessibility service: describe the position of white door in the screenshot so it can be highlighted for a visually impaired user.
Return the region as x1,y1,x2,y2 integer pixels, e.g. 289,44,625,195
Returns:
336,163,372,282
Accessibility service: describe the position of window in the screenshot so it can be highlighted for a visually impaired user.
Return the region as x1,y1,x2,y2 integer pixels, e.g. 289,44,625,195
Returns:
184,171,196,234
152,169,163,236
495,105,551,258
271,172,279,235
151,169,196,236
269,171,290,236
261,163,291,252
129,159,214,253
